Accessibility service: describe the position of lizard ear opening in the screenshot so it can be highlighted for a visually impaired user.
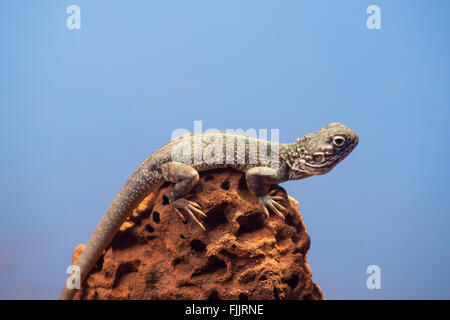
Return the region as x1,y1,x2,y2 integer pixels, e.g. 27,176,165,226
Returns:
313,153,325,164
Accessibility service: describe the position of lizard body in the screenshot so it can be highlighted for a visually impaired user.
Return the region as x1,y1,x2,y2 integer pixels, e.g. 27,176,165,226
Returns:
59,122,358,299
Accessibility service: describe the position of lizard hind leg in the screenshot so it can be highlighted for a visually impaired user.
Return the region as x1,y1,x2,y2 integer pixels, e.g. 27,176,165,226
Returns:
161,162,207,230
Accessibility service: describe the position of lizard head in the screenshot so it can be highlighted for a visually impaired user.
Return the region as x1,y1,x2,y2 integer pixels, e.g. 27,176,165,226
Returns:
289,122,359,176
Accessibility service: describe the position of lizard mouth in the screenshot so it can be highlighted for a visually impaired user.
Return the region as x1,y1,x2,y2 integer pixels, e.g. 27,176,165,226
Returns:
304,156,337,168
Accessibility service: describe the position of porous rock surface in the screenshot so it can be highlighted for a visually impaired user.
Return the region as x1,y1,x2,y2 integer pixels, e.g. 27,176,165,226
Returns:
73,168,323,300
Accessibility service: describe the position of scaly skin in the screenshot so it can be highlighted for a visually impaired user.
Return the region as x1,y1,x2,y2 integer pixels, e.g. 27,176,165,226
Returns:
59,122,358,299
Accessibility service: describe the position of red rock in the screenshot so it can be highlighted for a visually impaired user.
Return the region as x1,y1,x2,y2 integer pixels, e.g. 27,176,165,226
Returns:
73,168,323,300
72,244,85,266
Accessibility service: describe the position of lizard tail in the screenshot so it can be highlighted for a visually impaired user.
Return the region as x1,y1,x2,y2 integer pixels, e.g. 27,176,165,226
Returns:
59,200,130,300
59,169,160,300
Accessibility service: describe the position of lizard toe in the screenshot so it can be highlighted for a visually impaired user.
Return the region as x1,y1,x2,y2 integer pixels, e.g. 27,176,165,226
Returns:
170,198,207,230
259,194,287,220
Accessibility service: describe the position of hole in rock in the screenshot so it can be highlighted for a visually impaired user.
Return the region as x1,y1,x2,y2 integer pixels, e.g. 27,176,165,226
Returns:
236,214,265,236
220,180,230,190
152,211,160,223
114,260,140,287
207,290,220,300
238,293,249,300
204,204,228,230
273,287,280,300
282,274,299,289
189,239,206,253
193,256,227,277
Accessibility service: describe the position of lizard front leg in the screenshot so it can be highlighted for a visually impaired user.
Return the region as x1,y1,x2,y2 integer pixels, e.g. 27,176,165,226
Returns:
161,162,207,230
245,167,287,220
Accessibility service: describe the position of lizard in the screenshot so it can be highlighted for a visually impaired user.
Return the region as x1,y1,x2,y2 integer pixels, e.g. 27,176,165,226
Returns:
59,122,358,300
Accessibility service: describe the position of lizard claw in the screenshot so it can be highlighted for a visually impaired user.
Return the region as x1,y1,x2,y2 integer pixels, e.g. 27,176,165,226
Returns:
258,193,287,220
171,198,207,230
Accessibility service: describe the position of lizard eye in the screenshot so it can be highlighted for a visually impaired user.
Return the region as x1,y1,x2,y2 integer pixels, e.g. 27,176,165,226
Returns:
313,153,325,163
332,136,346,147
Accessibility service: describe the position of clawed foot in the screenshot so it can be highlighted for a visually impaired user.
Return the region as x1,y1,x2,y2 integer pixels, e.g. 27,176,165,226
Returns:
258,190,287,220
171,198,207,231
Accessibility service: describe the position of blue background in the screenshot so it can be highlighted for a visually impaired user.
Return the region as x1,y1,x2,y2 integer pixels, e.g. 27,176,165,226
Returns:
1,0,449,299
